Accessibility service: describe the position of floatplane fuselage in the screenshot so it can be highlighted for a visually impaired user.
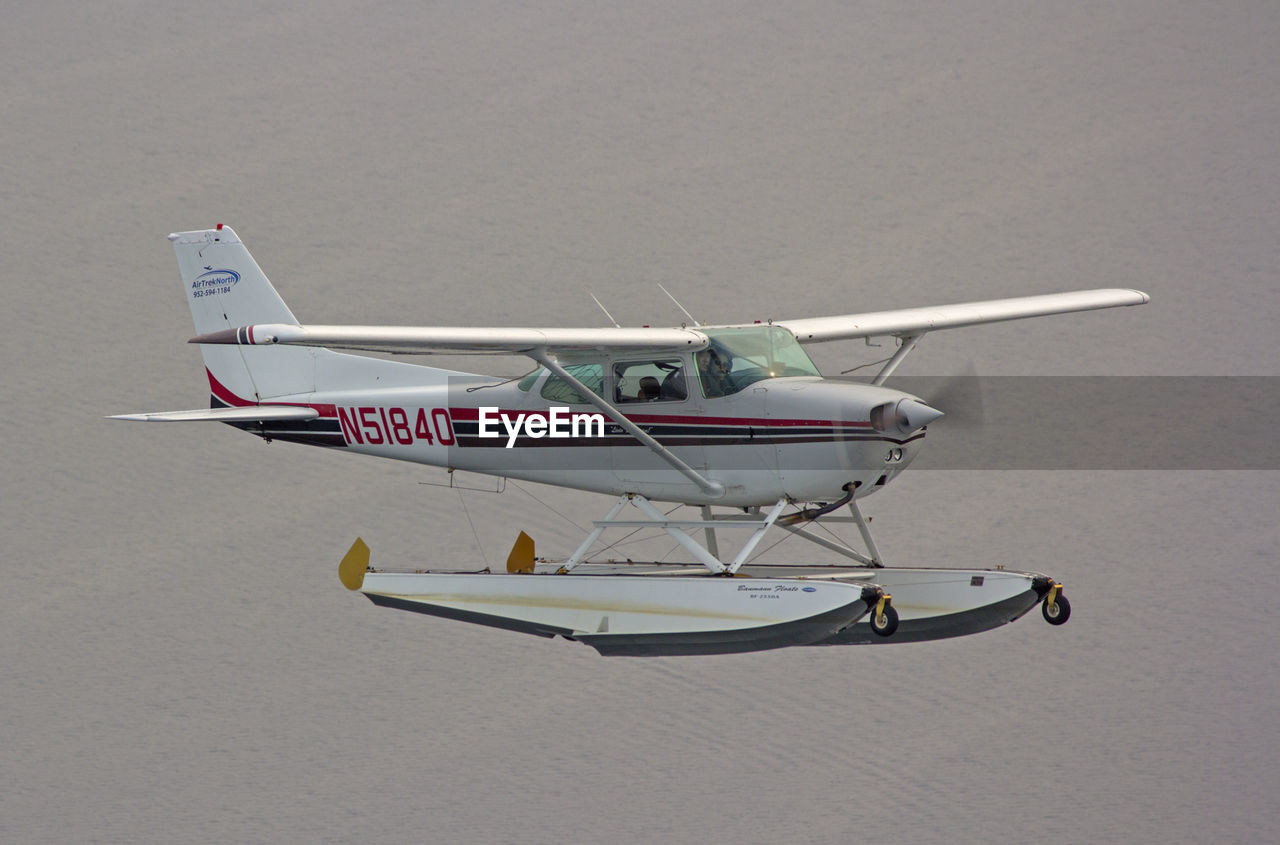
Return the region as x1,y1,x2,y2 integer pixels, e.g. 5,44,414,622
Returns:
198,348,934,509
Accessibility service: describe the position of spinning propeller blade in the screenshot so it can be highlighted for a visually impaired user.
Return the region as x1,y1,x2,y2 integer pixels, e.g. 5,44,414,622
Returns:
920,364,985,429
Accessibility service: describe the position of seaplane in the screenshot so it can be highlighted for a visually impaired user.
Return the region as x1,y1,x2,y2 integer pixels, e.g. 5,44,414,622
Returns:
113,225,1149,656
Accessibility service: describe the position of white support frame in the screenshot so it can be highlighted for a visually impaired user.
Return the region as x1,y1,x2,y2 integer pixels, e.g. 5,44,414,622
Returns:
561,494,789,574
773,498,884,567
848,498,884,566
560,488,885,574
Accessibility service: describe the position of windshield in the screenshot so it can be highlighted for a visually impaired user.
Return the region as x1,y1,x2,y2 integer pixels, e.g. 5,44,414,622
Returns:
698,326,820,397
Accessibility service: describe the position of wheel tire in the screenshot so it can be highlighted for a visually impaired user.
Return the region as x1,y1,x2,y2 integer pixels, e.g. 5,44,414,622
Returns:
870,604,899,638
1042,593,1071,626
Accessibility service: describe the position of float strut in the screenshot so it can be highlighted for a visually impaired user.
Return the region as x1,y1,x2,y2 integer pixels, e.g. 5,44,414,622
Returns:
849,497,884,567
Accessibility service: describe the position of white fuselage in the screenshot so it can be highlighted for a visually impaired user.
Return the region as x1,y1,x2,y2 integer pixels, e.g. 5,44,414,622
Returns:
221,347,931,507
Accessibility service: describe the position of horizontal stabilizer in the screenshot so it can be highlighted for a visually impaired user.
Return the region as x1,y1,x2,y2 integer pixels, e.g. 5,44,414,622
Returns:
107,405,320,422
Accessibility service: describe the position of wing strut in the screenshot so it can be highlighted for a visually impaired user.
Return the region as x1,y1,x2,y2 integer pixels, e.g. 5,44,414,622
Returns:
870,334,922,386
529,349,725,498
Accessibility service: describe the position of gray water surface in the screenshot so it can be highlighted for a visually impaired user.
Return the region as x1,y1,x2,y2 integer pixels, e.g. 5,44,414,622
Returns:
3,3,1277,842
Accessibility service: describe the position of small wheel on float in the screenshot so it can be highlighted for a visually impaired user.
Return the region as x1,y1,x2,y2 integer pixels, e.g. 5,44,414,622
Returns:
870,603,899,637
1042,592,1071,625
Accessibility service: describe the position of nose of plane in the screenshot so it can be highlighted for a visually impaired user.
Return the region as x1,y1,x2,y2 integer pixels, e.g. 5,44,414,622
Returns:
897,398,945,430
870,397,945,434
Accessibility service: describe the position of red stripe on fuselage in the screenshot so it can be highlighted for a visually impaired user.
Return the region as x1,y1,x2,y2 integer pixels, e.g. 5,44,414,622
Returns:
205,368,336,418
446,406,870,429
207,368,254,407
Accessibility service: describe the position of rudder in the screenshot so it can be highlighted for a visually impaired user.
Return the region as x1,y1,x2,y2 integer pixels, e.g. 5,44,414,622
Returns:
170,225,316,404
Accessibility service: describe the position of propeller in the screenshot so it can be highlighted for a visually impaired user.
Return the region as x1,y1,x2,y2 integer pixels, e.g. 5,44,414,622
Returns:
868,364,986,434
918,363,985,430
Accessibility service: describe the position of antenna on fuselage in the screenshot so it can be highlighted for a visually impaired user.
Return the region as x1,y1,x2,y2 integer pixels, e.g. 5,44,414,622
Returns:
589,292,622,328
658,283,702,326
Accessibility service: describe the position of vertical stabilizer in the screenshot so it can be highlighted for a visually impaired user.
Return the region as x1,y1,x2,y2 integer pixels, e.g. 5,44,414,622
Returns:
170,226,316,403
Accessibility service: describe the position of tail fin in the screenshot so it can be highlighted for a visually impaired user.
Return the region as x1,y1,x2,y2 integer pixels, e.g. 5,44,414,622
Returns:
171,225,316,404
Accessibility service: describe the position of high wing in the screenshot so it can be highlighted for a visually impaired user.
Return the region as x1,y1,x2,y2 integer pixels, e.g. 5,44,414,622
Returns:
775,289,1150,343
108,406,320,422
191,289,1147,356
190,324,708,355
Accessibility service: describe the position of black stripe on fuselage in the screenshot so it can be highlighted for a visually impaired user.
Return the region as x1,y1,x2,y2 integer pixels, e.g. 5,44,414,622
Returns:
211,396,347,448
448,418,925,449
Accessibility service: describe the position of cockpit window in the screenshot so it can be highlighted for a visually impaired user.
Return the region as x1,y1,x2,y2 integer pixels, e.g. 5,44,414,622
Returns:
540,362,604,404
698,326,820,398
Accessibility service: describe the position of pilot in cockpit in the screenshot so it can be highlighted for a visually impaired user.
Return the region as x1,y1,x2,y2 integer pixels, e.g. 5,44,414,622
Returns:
696,345,734,398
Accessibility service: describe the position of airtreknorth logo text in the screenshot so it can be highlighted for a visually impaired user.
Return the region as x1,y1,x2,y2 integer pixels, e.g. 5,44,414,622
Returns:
191,267,241,298
478,406,606,448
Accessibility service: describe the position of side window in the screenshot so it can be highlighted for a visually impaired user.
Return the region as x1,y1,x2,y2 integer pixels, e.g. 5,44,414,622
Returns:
541,363,604,404
516,367,545,392
613,359,688,403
